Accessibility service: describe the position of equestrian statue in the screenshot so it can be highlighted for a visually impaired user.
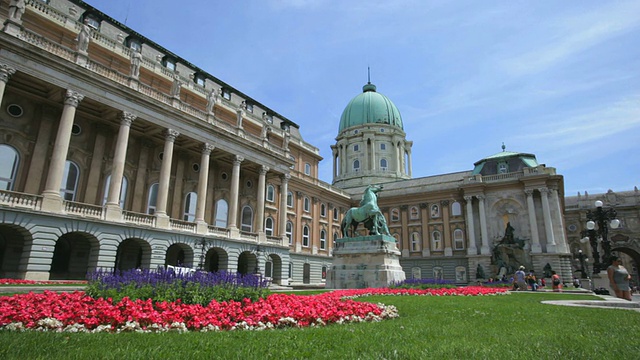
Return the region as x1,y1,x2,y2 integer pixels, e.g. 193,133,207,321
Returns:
341,184,391,238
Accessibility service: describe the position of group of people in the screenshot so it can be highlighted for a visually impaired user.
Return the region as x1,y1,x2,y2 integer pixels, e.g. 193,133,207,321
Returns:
507,256,634,301
512,266,562,292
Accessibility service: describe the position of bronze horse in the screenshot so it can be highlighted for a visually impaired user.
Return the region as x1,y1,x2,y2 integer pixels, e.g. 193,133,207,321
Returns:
341,185,390,237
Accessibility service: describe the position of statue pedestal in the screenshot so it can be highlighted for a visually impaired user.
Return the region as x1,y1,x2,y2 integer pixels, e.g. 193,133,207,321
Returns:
326,235,406,289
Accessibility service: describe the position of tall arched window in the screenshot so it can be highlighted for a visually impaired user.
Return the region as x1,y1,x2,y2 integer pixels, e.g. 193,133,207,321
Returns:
391,208,400,222
320,230,326,250
431,230,442,251
0,144,19,190
266,184,275,202
380,158,388,171
411,232,421,251
333,232,338,248
214,199,228,227
451,201,462,216
183,192,197,221
431,204,440,218
102,175,128,208
410,206,419,220
454,229,465,250
287,191,294,207
146,183,158,214
333,207,339,221
265,217,274,236
353,159,360,172
286,221,293,244
302,225,310,247
60,160,80,201
241,205,253,232
393,233,401,249
320,203,326,217
303,196,310,212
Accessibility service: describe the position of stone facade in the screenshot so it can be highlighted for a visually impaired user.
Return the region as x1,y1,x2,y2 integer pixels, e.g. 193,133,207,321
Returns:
0,0,636,288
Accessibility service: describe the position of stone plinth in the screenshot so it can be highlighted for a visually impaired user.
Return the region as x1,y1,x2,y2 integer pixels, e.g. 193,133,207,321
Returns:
326,235,406,289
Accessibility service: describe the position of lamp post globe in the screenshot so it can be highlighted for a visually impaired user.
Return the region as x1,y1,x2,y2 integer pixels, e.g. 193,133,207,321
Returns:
584,200,620,273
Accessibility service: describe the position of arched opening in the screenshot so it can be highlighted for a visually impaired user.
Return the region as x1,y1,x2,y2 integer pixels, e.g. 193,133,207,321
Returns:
303,263,311,284
165,243,194,268
204,247,228,273
266,254,283,284
115,238,151,271
0,225,28,279
237,251,256,275
50,232,99,280
611,244,640,286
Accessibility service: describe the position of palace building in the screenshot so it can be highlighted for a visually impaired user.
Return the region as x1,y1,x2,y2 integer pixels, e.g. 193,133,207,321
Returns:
1,0,638,286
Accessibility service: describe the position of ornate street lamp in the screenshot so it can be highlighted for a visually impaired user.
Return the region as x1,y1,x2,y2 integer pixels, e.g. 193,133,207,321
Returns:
582,200,620,273
574,249,588,278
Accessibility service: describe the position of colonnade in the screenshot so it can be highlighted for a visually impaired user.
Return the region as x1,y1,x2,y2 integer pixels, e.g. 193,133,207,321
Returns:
464,188,567,255
332,137,412,179
0,64,290,239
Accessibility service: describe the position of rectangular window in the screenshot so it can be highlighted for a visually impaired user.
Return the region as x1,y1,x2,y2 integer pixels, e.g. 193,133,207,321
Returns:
246,103,253,113
222,88,231,100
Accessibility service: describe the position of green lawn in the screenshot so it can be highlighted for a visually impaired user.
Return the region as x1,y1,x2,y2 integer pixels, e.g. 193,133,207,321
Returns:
0,292,637,359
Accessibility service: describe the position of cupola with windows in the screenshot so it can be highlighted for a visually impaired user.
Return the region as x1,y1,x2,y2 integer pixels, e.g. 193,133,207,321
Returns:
472,144,539,175
332,75,412,189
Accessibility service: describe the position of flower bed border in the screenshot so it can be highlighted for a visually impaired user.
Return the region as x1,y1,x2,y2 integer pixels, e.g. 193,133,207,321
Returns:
0,287,508,333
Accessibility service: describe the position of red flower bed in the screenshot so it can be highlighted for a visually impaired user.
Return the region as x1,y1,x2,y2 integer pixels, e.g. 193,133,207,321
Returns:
0,279,88,285
0,287,508,332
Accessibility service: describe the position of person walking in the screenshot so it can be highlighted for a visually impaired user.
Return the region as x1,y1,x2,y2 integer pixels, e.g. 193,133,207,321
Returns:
551,271,562,292
607,256,632,301
515,266,527,291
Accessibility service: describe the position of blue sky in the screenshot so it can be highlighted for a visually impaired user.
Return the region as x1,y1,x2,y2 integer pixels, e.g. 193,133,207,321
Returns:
86,0,640,196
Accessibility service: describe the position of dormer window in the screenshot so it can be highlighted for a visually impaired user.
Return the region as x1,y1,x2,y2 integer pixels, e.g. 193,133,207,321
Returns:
125,37,142,52
82,14,101,30
262,112,273,124
498,162,508,174
193,73,206,87
221,88,231,100
281,122,290,132
246,103,253,113
162,56,176,71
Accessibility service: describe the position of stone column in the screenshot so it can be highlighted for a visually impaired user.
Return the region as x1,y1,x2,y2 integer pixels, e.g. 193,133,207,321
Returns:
407,147,413,177
420,203,430,256
131,141,151,212
525,189,541,253
464,196,477,255
155,129,179,228
105,111,136,221
331,146,338,179
477,195,490,255
195,143,214,233
84,125,109,204
340,143,346,176
363,137,369,172
370,136,376,172
539,187,556,252
0,64,16,106
279,174,290,242
228,155,244,234
24,107,55,194
442,200,452,256
551,188,568,253
256,165,269,240
41,90,84,212
399,142,406,175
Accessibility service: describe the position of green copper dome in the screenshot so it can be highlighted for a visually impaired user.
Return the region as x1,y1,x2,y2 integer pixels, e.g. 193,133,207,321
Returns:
338,83,403,133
